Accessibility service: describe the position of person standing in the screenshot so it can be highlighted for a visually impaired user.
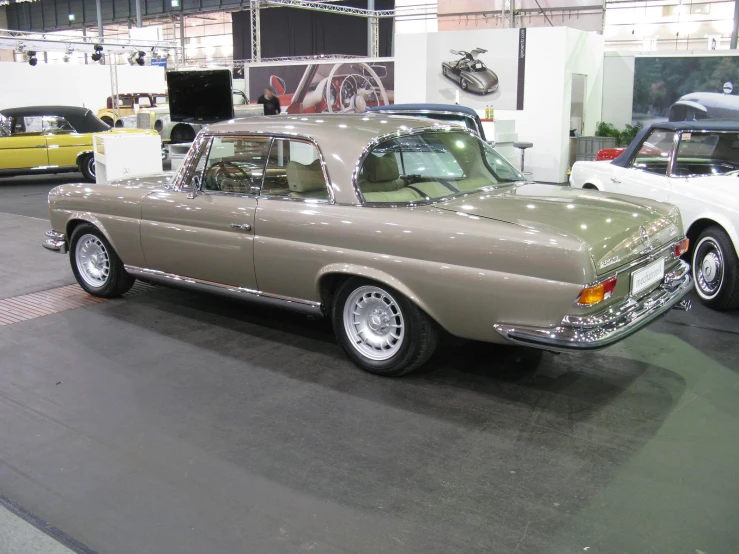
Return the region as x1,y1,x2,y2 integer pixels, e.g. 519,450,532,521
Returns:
258,87,281,115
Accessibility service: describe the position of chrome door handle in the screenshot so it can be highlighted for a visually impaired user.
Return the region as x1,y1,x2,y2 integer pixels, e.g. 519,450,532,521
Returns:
230,223,252,231
610,177,621,184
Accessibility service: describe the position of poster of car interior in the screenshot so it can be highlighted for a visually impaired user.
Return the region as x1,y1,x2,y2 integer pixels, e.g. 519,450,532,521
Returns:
632,55,739,125
248,61,394,114
425,28,526,111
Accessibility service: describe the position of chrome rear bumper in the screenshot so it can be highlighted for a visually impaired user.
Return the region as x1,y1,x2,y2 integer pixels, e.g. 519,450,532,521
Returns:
42,230,68,254
494,260,692,352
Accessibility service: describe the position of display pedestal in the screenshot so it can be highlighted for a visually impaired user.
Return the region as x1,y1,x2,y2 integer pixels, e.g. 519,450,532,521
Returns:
94,133,162,184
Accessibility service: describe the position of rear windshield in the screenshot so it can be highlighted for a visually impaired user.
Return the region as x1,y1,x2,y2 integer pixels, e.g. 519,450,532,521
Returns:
357,131,524,204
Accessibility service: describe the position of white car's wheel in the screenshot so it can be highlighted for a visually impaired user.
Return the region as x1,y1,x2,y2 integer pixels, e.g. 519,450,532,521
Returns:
332,278,438,376
691,226,739,310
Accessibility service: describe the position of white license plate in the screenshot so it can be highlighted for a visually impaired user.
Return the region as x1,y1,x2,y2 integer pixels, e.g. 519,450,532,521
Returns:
631,258,665,296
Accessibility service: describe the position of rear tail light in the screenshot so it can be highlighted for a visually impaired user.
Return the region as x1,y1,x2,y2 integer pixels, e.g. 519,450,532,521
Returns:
577,276,617,306
675,237,689,257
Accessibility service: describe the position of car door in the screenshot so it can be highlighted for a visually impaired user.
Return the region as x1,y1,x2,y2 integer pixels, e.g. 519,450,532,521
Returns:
253,137,337,302
0,114,48,170
43,116,91,168
612,127,675,203
140,134,271,289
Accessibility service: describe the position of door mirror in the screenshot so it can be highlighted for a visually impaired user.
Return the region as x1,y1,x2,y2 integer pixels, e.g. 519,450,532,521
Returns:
487,139,496,148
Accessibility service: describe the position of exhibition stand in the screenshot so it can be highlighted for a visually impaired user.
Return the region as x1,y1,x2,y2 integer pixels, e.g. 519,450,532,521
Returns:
94,133,163,184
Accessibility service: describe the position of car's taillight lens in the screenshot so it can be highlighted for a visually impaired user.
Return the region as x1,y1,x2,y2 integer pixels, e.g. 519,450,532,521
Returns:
577,277,617,306
675,237,689,257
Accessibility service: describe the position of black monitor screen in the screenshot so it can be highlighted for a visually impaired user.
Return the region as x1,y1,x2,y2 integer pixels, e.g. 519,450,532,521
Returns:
167,70,234,123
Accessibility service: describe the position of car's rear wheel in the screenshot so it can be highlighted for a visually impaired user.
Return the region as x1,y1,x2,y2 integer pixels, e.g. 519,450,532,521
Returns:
100,116,114,127
692,226,739,310
79,153,95,182
332,278,438,376
69,224,135,298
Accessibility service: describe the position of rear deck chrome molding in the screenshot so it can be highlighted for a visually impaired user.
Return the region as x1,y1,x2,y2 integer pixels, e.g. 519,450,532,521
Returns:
123,265,323,315
494,260,692,352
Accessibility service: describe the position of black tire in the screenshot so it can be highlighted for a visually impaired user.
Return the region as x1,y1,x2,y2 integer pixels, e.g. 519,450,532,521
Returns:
79,153,95,182
114,119,124,128
443,66,448,77
69,223,135,298
461,79,468,91
332,277,438,377
100,116,114,127
691,225,739,310
170,124,196,144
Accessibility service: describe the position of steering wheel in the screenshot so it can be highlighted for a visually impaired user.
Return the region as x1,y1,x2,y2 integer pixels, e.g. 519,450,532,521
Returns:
325,63,389,113
206,161,251,191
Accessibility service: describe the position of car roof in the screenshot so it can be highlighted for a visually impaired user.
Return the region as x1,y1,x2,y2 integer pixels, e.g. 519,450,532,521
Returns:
205,113,468,204
649,120,739,131
367,103,480,118
0,105,109,133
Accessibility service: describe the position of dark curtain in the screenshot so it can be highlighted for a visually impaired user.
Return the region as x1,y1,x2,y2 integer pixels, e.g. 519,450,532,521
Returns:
233,1,394,61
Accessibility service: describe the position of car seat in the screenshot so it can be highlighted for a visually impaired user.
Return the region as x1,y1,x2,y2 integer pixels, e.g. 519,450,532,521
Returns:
286,159,328,199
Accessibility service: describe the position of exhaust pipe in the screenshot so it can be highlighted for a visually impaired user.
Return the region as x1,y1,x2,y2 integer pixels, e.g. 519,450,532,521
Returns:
672,299,692,311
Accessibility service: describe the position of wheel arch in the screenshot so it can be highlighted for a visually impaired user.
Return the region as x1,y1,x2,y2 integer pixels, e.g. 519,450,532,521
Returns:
75,150,94,167
316,265,445,330
685,216,739,258
65,215,118,254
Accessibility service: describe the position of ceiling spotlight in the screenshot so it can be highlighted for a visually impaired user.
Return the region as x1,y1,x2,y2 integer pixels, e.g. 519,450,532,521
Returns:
129,50,146,66
91,43,103,62
27,51,38,66
16,42,24,53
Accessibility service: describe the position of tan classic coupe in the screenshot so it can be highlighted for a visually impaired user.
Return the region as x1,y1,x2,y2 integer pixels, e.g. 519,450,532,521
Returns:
43,114,692,376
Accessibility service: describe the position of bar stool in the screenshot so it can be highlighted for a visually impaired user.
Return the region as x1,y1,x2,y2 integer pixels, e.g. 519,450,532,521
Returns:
513,141,533,174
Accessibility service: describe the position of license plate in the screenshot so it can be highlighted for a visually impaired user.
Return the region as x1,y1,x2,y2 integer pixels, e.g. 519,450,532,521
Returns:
631,258,665,296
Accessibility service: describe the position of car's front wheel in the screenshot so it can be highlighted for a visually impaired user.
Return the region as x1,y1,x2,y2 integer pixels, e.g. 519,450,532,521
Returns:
332,278,438,376
79,153,95,182
461,79,468,91
69,224,135,298
692,226,739,310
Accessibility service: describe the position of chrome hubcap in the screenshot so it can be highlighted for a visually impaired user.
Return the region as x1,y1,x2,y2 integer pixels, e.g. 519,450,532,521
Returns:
693,237,724,299
88,157,96,177
75,234,110,288
343,285,404,361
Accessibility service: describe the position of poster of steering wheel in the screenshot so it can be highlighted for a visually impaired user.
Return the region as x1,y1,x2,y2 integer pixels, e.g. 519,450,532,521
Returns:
248,62,394,114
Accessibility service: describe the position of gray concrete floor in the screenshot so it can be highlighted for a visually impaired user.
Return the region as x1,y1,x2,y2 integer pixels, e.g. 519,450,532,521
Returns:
0,176,738,553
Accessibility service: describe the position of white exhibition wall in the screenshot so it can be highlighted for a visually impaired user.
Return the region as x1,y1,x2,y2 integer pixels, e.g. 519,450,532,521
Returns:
396,27,604,183
0,62,167,112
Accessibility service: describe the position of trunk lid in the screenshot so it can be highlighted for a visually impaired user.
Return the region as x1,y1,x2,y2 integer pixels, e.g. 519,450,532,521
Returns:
438,183,681,274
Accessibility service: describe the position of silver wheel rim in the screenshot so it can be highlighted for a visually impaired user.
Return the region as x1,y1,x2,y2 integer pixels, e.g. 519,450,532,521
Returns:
87,156,95,178
75,234,110,288
343,285,405,361
693,236,724,299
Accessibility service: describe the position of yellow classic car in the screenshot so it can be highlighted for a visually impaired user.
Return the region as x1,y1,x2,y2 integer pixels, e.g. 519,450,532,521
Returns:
0,106,156,182
97,93,169,128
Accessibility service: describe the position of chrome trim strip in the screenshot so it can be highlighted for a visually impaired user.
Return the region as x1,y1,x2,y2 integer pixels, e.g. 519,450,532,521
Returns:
42,230,67,254
123,265,323,315
494,260,691,352
586,238,683,287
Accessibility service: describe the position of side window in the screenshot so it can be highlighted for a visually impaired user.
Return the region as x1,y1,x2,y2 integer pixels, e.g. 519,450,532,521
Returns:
628,129,674,175
42,116,75,134
674,132,739,176
262,139,329,201
182,138,211,190
137,96,152,108
202,136,271,194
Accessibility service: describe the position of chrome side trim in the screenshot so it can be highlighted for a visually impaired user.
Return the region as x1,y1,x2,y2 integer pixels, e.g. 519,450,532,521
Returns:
494,260,691,352
42,230,68,254
587,238,683,287
123,265,323,315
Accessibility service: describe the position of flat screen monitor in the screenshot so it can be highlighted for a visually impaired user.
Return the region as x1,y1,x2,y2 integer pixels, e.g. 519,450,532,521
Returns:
167,70,234,123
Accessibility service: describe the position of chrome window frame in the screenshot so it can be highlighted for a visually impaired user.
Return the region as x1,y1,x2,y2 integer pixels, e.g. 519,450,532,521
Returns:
371,109,482,137
260,136,332,204
625,127,675,177
352,126,524,208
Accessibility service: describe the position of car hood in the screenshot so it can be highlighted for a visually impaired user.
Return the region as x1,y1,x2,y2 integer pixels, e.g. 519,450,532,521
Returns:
438,183,681,274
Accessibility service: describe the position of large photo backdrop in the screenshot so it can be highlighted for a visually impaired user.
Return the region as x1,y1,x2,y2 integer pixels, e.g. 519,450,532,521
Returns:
424,28,526,111
249,61,394,114
633,56,739,125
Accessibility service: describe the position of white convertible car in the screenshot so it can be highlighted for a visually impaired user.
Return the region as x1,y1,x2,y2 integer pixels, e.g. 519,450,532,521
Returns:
571,121,739,310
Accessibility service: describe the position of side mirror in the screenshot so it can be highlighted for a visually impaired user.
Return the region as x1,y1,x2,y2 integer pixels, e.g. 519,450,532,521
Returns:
487,140,496,148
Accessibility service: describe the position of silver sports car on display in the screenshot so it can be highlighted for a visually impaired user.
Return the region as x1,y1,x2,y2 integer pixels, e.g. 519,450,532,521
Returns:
442,48,499,95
